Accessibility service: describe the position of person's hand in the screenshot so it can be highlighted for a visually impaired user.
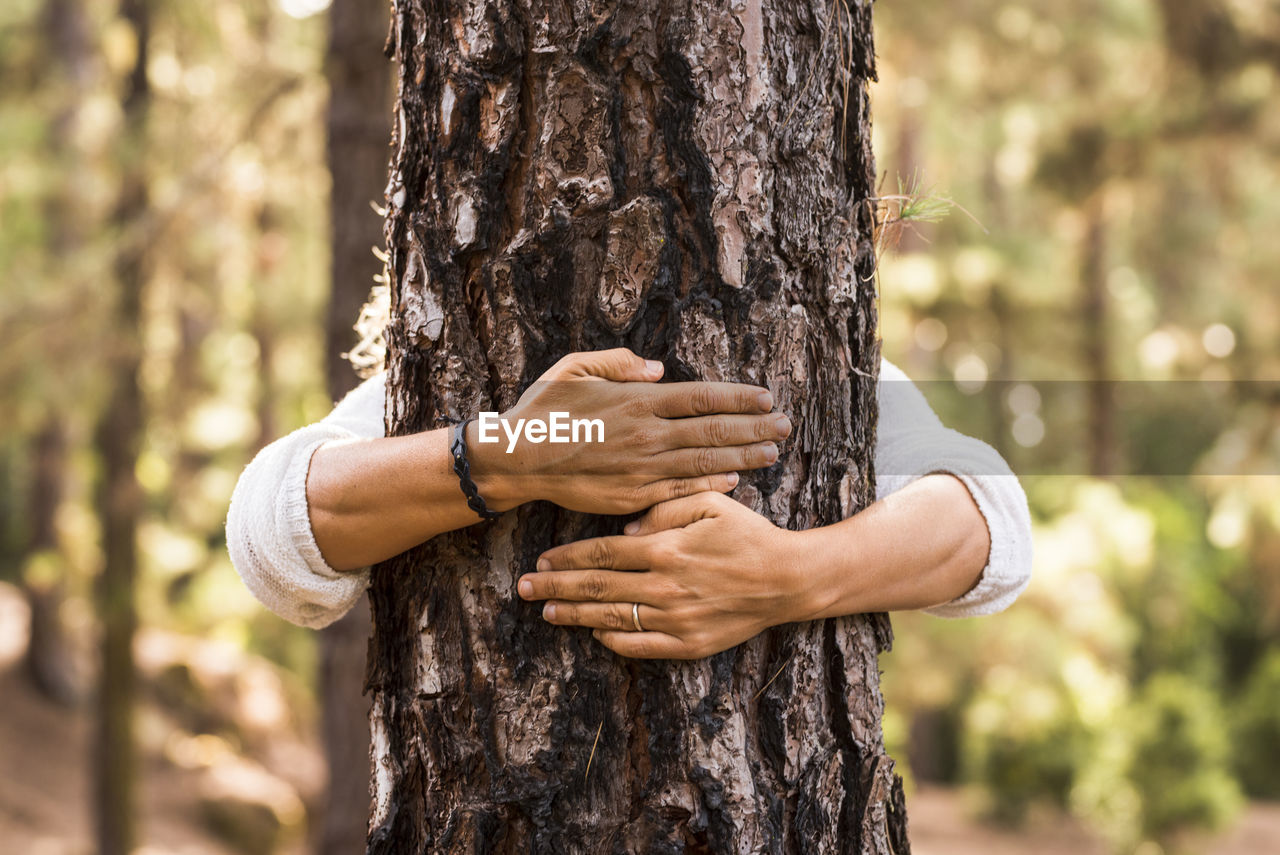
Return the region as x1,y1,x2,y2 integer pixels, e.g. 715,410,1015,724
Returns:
470,349,791,515
516,492,809,659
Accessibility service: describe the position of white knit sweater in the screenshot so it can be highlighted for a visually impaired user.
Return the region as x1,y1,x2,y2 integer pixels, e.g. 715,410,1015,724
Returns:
226,359,1033,629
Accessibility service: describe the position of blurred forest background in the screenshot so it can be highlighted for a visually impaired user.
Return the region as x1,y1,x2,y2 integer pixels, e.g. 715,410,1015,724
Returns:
0,1,1277,854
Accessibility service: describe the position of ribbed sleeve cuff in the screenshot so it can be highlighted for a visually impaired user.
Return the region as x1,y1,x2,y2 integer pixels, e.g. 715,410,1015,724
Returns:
282,438,349,581
226,428,371,630
875,428,1033,619
275,437,371,627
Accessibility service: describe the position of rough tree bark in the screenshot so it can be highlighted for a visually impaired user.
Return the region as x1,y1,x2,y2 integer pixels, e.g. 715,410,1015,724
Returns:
94,0,150,852
318,0,392,852
370,1,908,852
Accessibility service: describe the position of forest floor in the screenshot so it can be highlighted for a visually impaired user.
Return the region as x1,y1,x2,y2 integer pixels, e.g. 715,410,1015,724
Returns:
1,583,1278,854
0,583,315,855
907,785,1280,855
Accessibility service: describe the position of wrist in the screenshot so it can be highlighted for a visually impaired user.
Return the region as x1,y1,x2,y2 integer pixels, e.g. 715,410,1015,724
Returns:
462,419,526,513
780,525,846,624
765,526,819,625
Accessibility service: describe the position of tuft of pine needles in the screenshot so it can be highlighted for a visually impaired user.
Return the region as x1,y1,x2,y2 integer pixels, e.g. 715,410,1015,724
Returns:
870,171,987,257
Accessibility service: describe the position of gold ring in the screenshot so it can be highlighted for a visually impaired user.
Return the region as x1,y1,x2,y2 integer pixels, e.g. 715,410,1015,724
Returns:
632,602,644,632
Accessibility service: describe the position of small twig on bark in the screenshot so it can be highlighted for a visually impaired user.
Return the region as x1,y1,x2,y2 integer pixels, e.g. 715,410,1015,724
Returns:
583,719,604,781
753,654,796,702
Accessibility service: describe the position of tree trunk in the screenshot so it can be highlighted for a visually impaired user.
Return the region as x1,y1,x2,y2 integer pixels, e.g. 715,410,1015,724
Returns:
1080,198,1115,477
318,1,392,853
370,2,907,853
21,0,93,710
24,419,82,707
325,0,395,398
94,1,150,852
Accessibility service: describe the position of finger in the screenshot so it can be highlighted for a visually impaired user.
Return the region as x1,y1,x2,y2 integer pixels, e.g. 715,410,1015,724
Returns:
635,472,738,507
592,629,693,660
656,442,778,478
662,413,792,450
536,535,650,572
647,382,773,418
557,348,663,382
624,492,725,536
542,601,671,634
517,569,649,604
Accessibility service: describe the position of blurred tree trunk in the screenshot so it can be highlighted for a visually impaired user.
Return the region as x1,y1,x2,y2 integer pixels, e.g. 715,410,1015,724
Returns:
324,0,393,396
94,0,150,853
21,0,92,710
369,2,908,853
1080,198,1116,477
252,205,281,454
318,0,391,853
24,421,81,706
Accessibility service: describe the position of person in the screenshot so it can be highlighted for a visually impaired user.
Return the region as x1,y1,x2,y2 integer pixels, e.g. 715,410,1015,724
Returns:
226,347,1032,658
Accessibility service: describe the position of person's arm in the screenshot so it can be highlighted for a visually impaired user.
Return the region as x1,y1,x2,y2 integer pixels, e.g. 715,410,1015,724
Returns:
228,348,791,627
226,371,388,629
517,358,1033,658
872,358,1034,618
306,349,788,571
516,483,990,659
797,472,992,617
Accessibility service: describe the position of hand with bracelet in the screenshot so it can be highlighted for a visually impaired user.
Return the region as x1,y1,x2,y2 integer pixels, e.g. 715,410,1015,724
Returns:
305,348,788,572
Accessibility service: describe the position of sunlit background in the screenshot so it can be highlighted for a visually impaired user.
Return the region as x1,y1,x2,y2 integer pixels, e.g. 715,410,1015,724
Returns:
872,2,1280,854
1,0,1277,853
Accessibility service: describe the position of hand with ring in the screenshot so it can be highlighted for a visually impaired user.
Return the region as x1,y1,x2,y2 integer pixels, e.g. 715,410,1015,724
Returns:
517,492,808,660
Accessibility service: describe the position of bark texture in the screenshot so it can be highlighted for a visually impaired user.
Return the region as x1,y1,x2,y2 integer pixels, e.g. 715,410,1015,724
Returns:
318,1,392,852
370,2,908,852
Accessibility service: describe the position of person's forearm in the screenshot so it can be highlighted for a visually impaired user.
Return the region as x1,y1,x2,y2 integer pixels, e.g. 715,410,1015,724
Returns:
789,473,991,620
306,426,522,572
302,348,790,574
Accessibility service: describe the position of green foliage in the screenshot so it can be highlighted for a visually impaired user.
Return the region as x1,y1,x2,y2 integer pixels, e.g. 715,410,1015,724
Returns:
962,679,1094,824
1073,673,1242,852
1231,650,1280,799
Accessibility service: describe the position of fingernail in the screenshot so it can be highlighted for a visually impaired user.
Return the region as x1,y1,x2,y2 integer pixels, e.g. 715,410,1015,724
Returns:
645,359,663,375
727,472,739,487
624,521,639,535
757,390,773,410
536,557,550,571
774,414,791,437
518,577,533,597
764,443,778,463
543,603,556,620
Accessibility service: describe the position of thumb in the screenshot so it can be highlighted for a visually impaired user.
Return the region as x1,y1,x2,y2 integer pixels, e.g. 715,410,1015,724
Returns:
563,348,663,382
624,493,723,536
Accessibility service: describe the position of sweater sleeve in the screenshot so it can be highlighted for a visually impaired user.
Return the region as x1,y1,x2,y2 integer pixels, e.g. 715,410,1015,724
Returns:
873,359,1033,618
225,373,386,629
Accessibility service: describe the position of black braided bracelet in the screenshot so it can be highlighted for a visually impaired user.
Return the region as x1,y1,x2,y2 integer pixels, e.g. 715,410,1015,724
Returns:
451,415,501,521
